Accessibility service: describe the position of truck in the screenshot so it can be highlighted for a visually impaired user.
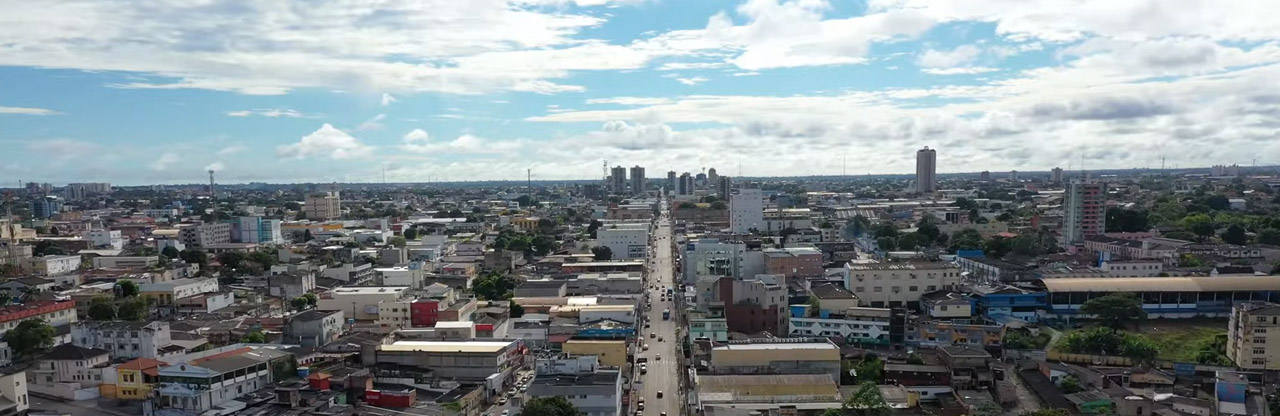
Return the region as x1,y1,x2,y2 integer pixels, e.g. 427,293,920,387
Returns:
662,308,670,320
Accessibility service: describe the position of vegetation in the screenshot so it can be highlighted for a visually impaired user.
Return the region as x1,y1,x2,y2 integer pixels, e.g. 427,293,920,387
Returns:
291,297,310,311
472,272,517,300
242,330,267,343
510,300,525,318
844,381,889,416
1021,410,1071,416
521,396,579,416
906,353,924,365
591,246,613,260
1003,329,1053,350
1055,327,1158,363
1060,375,1083,394
87,296,117,320
1079,292,1146,330
117,297,150,320
116,280,140,298
6,319,55,360
179,249,208,266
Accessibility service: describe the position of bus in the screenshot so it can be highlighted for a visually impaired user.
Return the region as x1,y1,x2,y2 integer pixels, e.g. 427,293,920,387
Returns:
662,308,670,320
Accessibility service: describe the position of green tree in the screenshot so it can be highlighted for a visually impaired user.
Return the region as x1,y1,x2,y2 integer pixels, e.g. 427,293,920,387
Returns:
472,272,517,301
1222,224,1247,245
948,229,985,253
302,293,318,306
403,227,419,240
1258,228,1280,245
983,235,1014,258
242,330,267,344
1079,292,1146,330
510,300,525,318
389,236,407,247
1181,214,1216,241
531,235,557,256
291,297,310,311
872,223,899,239
1106,208,1151,232
897,233,922,250
1179,253,1206,267
807,296,822,317
521,396,579,416
6,319,55,360
116,280,140,298
248,251,278,268
179,249,208,266
117,297,150,320
875,237,897,251
844,215,871,239
591,246,613,261
906,353,924,365
87,296,117,320
853,356,883,383
710,201,728,210
218,252,247,269
915,216,941,243
1060,375,1084,393
1205,194,1231,210
161,245,181,259
845,381,889,416
0,292,11,306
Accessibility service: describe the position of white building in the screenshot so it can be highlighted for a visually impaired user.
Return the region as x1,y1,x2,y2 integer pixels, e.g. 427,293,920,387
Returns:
87,229,124,250
234,217,284,244
729,189,765,234
790,308,892,346
844,262,962,308
26,255,80,276
378,265,426,289
142,209,180,218
681,238,764,284
139,278,220,306
316,286,409,320
527,370,622,416
71,321,175,360
0,370,28,415
30,343,110,400
1099,260,1164,277
92,256,159,269
596,222,650,260
155,353,271,413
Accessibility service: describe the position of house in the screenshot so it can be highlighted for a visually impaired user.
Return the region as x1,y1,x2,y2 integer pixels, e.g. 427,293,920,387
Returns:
883,363,951,387
0,370,29,415
284,310,345,348
919,291,973,319
0,277,57,294
938,345,993,389
1065,390,1115,414
29,343,111,400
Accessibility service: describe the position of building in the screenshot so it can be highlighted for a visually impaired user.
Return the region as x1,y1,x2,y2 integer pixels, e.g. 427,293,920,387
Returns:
234,216,284,244
729,189,765,234
717,176,731,198
139,278,220,306
682,239,763,284
689,317,728,342
285,310,344,347
0,370,28,415
87,228,125,250
26,255,80,276
763,247,823,280
1098,260,1164,277
1227,302,1280,370
562,339,628,368
955,256,1035,283
30,343,110,399
30,197,63,219
629,165,645,195
154,353,272,414
697,374,842,416
980,171,991,181
677,172,693,195
305,191,342,220
316,286,409,320
372,340,525,383
104,357,167,400
65,182,111,199
1063,180,1107,244
844,262,963,308
528,371,622,416
972,286,1044,323
72,321,175,360
916,147,937,193
1051,167,1064,183
1212,164,1240,176
718,277,789,335
1042,276,1280,318
1009,170,1019,181
790,307,892,346
709,338,841,381
920,291,973,319
596,222,649,260
178,223,233,250
907,316,1006,349
0,300,78,341
267,272,316,300
92,256,160,269
609,166,627,194
667,171,677,191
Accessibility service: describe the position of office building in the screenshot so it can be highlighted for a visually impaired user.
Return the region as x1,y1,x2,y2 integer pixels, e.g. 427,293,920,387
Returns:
1226,302,1280,369
178,223,233,250
716,277,789,335
916,147,936,194
729,189,764,234
596,222,650,260
30,197,62,219
844,262,963,308
717,176,731,198
234,216,283,244
609,166,627,194
682,239,764,284
629,165,645,195
1062,180,1107,244
304,191,341,220
1051,167,1064,183
666,171,677,191
677,172,693,195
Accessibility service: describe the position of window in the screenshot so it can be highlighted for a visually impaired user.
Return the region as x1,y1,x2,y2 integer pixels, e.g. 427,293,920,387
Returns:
873,287,882,293
1254,348,1266,355
1255,328,1267,334
1253,358,1267,366
1254,337,1267,344
854,287,865,292
909,286,918,292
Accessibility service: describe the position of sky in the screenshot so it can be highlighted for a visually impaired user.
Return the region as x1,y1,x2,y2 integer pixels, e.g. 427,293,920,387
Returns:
2,0,1280,185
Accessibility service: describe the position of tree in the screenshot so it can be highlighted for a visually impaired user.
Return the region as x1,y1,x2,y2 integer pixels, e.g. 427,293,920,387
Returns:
303,293,318,306
291,297,310,311
1106,208,1151,232
531,235,557,256
845,215,871,239
807,296,821,317
587,220,603,239
875,237,897,251
389,236,407,247
845,381,889,416
1258,228,1280,245
510,300,525,318
217,252,247,270
591,246,613,261
872,223,899,239
87,296,117,321
983,235,1014,258
242,330,267,344
896,233,922,250
1079,292,1146,330
161,246,181,259
710,201,727,210
179,249,208,266
915,216,941,243
117,297,150,321
1205,194,1231,211
403,227,419,240
1181,214,1216,241
948,229,985,253
303,229,314,242
1222,224,1248,245
472,272,517,301
116,280,140,298
521,396,579,416
853,356,883,383
0,292,11,306
906,353,924,365
1060,375,1083,393
6,319,55,360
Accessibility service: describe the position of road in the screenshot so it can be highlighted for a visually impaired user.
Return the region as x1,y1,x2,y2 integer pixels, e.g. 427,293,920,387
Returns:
634,200,681,416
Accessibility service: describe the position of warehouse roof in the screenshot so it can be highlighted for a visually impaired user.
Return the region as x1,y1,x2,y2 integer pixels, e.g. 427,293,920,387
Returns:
1041,276,1280,293
380,340,514,353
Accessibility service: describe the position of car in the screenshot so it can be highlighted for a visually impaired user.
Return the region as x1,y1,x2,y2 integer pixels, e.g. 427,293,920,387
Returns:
644,323,651,329
656,354,661,360
638,403,645,411
502,411,510,416
650,332,656,338
658,337,664,342
661,413,667,416
498,397,508,405
657,391,664,398
643,344,649,351
519,386,527,393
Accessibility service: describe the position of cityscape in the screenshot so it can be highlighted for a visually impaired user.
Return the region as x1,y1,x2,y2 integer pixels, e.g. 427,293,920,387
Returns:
4,1,1280,416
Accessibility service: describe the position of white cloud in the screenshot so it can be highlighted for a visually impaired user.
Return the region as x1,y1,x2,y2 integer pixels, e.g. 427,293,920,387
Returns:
205,162,225,172
225,108,310,118
922,67,999,75
916,45,982,68
0,106,59,115
381,93,398,106
403,129,430,142
217,145,247,156
675,76,708,85
276,124,373,160
586,97,674,106
657,62,725,71
358,114,387,131
150,152,180,171
26,139,100,162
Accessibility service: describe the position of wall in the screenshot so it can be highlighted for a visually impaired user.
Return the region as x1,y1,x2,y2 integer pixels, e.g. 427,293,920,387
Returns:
563,340,628,368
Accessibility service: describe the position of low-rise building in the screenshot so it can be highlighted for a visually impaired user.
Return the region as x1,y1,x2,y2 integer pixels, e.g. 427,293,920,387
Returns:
139,278,220,307
72,321,175,360
763,247,823,280
920,291,973,319
596,222,650,260
285,310,344,347
689,317,728,342
696,374,842,416
29,343,110,400
155,353,271,414
907,316,1005,349
372,340,525,383
563,339,628,368
527,371,622,416
709,338,841,381
316,286,409,320
102,357,167,401
267,272,316,300
845,261,962,308
789,307,892,346
26,255,81,276
1099,260,1164,277
92,256,160,269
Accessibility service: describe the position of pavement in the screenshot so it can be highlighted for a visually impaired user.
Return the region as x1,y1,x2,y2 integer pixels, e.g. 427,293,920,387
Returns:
632,202,682,416
28,394,138,416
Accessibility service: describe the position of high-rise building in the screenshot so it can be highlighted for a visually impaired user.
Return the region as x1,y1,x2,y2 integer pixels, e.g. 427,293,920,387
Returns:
1227,301,1280,370
1051,167,1064,183
610,166,627,194
29,197,62,219
915,147,936,194
305,191,342,220
667,171,677,191
235,217,284,244
179,223,233,249
1212,164,1240,176
629,166,645,195
1009,170,1019,182
695,172,708,189
730,189,764,234
1062,180,1106,244
980,171,991,182
677,172,693,195
717,176,732,198
707,168,719,189
64,183,111,200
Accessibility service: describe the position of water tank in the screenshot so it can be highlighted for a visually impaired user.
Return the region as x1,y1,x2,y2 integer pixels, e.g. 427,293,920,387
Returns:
297,367,311,378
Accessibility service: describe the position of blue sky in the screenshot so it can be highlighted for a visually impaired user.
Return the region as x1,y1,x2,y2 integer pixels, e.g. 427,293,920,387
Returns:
3,0,1280,185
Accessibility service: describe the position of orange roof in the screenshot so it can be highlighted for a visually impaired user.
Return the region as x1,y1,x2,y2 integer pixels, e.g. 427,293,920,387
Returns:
118,358,168,371
143,368,159,376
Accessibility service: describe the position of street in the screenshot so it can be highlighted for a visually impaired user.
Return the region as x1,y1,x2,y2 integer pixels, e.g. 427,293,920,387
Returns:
634,200,681,416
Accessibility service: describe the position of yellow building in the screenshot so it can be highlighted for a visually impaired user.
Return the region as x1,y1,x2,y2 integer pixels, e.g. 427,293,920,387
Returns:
511,217,541,231
562,340,628,368
102,358,167,400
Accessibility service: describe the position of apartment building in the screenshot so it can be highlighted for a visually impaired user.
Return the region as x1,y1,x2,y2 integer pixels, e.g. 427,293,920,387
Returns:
86,229,125,250
29,343,110,399
304,191,341,220
844,262,962,308
528,371,622,416
729,189,765,234
26,255,80,276
71,321,176,360
234,216,284,244
1227,301,1280,370
681,238,764,284
1063,180,1107,244
178,223,233,249
790,307,893,346
596,222,650,260
315,286,409,320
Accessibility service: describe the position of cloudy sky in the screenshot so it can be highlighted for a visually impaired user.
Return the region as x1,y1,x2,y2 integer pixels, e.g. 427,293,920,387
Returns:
2,0,1279,185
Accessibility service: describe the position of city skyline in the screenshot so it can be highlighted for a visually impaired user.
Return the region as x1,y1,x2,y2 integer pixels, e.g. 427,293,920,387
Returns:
3,1,1279,185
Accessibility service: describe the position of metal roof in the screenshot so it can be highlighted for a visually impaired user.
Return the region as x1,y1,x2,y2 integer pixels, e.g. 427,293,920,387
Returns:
1041,276,1280,292
380,340,514,353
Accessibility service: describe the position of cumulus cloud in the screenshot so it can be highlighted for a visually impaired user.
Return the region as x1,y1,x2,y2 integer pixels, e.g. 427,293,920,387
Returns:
276,124,373,160
205,162,225,172
150,152,180,171
381,93,398,106
675,76,708,85
917,45,982,68
403,129,430,142
217,145,247,156
357,114,387,131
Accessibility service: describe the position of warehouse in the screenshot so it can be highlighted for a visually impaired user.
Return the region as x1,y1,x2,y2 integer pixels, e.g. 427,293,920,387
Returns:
1040,276,1280,318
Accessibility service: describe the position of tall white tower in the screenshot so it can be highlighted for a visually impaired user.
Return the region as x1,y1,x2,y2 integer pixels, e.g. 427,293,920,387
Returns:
915,147,937,194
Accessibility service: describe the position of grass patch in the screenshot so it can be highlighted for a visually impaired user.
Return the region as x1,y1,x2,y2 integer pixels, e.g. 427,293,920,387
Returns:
1140,320,1227,362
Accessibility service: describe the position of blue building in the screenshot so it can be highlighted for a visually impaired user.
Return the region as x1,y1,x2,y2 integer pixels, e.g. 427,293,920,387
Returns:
29,197,62,219
1041,276,1280,318
973,285,1047,323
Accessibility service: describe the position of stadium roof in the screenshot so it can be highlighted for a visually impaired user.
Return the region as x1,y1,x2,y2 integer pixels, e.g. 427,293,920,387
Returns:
1041,276,1280,293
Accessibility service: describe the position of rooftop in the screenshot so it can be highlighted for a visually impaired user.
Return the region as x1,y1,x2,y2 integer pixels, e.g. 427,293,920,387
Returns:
531,371,620,386
845,261,957,271
292,309,341,322
42,343,110,361
330,286,409,295
1041,276,1280,293
713,342,837,352
810,283,856,300
200,354,266,374
380,340,515,353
